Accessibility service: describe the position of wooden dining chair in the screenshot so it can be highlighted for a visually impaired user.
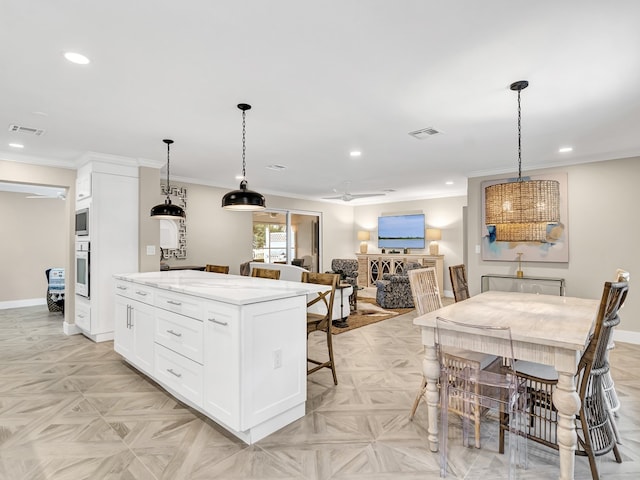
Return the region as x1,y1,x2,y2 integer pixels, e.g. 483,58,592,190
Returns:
408,267,497,449
205,264,230,274
251,267,281,280
602,269,630,443
500,278,629,480
302,272,339,385
449,264,470,302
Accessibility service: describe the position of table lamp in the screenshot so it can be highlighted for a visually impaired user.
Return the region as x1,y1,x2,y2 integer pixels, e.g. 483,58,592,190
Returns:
357,230,370,254
426,228,442,255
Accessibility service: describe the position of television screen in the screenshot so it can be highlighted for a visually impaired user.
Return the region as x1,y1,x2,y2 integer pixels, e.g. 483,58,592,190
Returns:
378,214,425,248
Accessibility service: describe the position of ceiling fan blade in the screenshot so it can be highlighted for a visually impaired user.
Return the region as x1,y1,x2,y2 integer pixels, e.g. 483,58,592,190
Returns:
348,193,386,198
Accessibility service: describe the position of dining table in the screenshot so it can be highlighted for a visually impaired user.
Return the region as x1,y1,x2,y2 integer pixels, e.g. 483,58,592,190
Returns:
413,290,600,480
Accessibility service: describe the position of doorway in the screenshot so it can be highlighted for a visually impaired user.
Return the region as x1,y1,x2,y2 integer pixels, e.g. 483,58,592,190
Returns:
252,210,321,272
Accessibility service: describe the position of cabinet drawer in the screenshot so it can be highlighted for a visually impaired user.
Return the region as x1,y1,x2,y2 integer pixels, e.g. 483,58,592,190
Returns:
155,344,203,406
75,302,91,331
155,310,203,364
115,281,155,304
156,291,203,320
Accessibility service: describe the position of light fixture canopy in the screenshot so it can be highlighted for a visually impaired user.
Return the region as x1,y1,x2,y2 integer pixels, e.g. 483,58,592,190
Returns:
222,103,266,211
150,139,186,220
485,81,560,242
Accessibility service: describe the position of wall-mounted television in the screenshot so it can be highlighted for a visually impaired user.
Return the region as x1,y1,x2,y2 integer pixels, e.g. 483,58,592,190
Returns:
378,213,425,249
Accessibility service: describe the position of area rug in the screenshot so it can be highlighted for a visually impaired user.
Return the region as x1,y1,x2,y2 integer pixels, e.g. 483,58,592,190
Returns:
332,298,413,334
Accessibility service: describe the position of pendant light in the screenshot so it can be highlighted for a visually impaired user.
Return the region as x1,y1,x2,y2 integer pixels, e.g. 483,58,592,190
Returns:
150,139,186,219
222,103,266,211
484,81,560,242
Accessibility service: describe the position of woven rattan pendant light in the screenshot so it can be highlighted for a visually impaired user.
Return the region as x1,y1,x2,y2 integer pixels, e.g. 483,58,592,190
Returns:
222,103,266,211
485,81,560,242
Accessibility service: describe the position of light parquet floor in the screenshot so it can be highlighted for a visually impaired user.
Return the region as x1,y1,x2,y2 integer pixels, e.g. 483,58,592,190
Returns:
1,305,639,479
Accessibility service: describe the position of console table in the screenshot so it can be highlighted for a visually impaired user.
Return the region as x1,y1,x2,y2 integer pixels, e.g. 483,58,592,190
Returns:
356,254,444,291
481,273,565,296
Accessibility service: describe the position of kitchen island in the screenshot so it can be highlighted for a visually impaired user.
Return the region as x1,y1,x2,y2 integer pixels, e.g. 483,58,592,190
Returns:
113,270,327,444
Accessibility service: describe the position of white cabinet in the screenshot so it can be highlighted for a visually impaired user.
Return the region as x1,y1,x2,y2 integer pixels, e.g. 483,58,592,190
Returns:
75,173,92,201
114,294,155,375
155,309,204,364
75,160,138,342
155,344,203,405
202,302,240,429
75,298,91,331
112,273,310,445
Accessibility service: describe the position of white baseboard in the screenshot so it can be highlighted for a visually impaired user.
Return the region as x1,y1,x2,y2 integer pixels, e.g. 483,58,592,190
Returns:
63,321,82,336
614,329,640,345
0,298,46,310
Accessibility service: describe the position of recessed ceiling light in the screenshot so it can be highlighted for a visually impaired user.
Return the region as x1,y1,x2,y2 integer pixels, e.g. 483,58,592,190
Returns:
350,151,361,157
558,146,573,153
9,143,24,148
445,181,454,185
64,52,90,65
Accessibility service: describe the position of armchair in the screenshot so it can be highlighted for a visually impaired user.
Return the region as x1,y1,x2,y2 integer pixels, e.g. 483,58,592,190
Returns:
327,259,359,289
375,262,422,309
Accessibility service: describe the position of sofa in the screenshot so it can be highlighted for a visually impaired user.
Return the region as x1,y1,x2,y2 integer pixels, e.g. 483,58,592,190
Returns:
375,262,423,309
248,262,351,320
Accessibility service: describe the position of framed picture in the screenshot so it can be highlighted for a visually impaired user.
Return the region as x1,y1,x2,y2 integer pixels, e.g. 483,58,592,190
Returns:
160,185,187,259
481,172,568,263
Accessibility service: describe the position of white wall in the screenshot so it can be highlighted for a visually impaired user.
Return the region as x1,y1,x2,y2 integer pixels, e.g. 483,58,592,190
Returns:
467,156,640,340
0,191,67,304
0,159,76,321
162,182,356,274
354,196,467,294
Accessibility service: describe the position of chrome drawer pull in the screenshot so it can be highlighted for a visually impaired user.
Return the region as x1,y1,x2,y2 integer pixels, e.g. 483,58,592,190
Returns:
208,318,228,326
167,300,182,306
117,285,127,290
167,329,182,337
167,368,182,378
135,291,148,296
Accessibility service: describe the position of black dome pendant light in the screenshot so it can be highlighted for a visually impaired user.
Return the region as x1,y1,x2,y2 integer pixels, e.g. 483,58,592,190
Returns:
222,103,266,211
150,139,186,219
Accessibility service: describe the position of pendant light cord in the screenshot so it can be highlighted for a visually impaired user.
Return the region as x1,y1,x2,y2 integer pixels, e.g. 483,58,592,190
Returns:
166,141,171,194
517,88,522,182
241,109,247,179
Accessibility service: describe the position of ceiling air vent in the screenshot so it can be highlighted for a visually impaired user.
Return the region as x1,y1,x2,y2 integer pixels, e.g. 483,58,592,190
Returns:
8,124,45,136
408,127,441,140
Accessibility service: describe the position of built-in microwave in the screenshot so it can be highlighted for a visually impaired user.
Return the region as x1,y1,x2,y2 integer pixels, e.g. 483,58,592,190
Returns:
75,208,89,236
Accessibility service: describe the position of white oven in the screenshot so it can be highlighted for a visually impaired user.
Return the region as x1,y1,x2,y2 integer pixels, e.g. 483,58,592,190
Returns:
75,240,90,298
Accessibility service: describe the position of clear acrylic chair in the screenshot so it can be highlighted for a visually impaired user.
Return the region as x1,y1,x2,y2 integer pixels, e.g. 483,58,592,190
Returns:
409,267,497,449
435,316,527,479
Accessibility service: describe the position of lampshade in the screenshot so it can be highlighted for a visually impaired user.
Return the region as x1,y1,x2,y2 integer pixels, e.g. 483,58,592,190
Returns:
357,230,370,241
222,103,266,211
426,228,441,241
484,81,560,242
151,139,185,220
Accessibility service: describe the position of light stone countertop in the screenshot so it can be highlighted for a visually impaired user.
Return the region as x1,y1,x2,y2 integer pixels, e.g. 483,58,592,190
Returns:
114,270,328,306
